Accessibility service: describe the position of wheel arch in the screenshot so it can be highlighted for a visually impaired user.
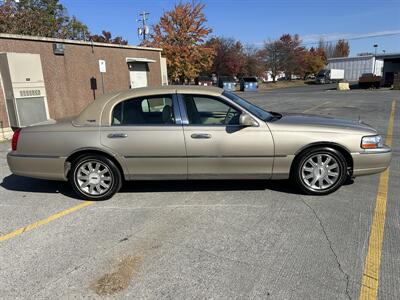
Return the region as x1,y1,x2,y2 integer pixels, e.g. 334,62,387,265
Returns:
65,148,126,180
291,142,353,176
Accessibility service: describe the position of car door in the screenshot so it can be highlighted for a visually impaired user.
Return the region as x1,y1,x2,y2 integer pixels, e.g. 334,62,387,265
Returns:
179,93,274,179
100,93,187,180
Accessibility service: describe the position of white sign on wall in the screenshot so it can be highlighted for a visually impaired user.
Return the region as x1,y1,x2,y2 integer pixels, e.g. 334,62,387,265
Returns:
99,60,106,73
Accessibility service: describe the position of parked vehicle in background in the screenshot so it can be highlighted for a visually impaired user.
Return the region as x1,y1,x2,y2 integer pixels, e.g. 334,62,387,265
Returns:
211,74,218,86
218,76,236,91
195,76,213,87
240,77,258,91
290,74,301,80
315,69,345,84
358,73,382,89
7,86,392,200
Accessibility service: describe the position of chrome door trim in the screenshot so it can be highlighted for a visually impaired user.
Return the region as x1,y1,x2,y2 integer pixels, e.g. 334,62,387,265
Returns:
107,133,128,138
191,133,212,139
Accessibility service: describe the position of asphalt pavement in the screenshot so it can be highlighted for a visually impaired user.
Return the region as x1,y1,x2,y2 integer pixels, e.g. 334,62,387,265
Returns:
0,85,399,299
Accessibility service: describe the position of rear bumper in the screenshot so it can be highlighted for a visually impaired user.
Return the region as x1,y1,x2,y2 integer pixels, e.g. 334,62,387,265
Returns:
351,147,392,177
7,152,67,181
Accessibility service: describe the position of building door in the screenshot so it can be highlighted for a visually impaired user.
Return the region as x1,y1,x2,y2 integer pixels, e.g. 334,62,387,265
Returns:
128,62,148,88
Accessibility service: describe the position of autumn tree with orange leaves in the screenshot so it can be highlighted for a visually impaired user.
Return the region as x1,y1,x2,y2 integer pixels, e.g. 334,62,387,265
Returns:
145,2,214,83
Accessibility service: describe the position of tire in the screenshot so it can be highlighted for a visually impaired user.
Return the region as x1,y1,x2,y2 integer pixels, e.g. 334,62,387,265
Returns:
68,154,122,200
292,147,348,195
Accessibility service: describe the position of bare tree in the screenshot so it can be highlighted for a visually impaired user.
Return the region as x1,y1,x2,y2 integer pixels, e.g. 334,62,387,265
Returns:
262,39,281,82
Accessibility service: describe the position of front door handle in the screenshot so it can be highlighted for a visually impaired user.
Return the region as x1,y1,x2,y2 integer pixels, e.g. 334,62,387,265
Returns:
191,133,211,139
107,133,128,139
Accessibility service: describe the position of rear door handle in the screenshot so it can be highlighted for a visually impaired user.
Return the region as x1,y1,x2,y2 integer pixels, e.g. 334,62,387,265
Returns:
191,133,211,139
107,133,128,138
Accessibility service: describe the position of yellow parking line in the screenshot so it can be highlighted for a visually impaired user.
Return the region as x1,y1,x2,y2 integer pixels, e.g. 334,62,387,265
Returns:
359,100,396,300
302,101,330,113
0,201,94,242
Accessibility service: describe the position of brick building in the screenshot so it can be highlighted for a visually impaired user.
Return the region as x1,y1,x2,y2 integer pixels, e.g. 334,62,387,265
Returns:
0,33,166,140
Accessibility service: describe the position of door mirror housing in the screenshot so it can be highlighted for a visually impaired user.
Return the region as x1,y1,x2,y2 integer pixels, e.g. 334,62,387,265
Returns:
239,113,258,127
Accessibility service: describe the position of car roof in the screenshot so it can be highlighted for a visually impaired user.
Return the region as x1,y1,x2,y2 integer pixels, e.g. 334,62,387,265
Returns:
73,85,224,126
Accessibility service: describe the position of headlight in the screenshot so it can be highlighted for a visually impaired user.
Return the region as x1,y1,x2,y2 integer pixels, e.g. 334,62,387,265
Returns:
361,135,383,149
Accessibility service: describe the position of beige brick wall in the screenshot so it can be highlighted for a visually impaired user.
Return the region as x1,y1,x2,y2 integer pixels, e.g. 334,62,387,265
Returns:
0,36,162,130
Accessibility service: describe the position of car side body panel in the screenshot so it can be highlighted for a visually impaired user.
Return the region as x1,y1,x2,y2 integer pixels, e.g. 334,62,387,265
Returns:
6,86,392,184
183,124,274,179
100,125,187,180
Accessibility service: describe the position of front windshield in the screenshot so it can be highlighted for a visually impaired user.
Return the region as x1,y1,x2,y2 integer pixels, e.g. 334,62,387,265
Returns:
222,91,273,122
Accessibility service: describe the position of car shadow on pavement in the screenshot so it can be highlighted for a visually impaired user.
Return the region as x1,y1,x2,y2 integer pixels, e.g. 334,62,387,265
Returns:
0,175,79,199
0,174,306,199
119,179,301,194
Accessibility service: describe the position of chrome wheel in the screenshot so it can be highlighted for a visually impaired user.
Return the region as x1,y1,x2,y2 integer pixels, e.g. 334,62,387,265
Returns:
301,153,340,190
75,160,113,196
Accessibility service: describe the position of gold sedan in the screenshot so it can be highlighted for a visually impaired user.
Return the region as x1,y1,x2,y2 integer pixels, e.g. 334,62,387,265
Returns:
7,86,391,200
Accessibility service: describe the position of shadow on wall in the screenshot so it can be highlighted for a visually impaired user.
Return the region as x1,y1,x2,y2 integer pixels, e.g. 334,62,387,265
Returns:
0,174,307,200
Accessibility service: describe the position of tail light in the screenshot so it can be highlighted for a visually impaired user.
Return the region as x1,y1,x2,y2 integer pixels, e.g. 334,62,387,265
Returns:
11,128,21,151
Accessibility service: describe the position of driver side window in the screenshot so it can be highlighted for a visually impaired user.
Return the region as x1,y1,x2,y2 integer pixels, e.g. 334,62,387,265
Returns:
183,95,241,125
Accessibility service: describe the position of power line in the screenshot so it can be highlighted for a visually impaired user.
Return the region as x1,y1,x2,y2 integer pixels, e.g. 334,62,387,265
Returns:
301,32,400,46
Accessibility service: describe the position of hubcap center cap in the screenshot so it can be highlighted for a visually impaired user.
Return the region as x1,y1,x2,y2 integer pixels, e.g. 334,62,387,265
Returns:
89,173,101,185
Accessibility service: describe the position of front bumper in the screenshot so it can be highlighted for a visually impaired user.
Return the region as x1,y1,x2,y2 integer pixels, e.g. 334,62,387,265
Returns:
7,152,67,181
351,147,392,176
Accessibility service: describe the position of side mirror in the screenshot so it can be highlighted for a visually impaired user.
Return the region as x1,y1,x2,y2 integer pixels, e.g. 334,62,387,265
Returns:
239,113,258,127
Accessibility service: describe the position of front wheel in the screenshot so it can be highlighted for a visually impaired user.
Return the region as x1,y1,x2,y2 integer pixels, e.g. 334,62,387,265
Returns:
69,155,122,200
292,147,348,195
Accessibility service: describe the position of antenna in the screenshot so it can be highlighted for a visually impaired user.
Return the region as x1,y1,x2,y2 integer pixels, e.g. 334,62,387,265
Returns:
137,11,150,41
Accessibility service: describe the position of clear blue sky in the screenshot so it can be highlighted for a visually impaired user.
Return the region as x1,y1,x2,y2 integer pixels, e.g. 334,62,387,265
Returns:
62,0,400,55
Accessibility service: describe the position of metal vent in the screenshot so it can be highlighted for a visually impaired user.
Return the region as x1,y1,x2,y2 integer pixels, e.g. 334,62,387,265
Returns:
53,43,65,55
15,97,48,126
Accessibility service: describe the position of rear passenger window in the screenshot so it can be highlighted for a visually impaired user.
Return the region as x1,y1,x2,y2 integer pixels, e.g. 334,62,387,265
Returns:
112,95,175,125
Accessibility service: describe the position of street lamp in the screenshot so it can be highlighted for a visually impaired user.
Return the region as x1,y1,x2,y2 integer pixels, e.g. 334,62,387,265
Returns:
373,44,378,75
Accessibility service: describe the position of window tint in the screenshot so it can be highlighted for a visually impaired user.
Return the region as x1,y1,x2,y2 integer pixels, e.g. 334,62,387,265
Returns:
112,95,175,125
183,95,241,125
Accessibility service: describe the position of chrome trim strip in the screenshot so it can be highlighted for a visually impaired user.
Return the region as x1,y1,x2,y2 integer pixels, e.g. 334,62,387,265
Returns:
356,147,392,154
124,155,286,158
8,153,61,159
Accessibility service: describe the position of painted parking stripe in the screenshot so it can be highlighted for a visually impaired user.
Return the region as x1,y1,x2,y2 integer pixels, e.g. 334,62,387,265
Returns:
359,100,396,300
0,201,94,242
302,101,330,113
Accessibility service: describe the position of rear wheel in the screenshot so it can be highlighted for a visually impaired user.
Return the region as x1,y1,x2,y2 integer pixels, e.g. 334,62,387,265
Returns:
69,154,122,200
292,147,347,195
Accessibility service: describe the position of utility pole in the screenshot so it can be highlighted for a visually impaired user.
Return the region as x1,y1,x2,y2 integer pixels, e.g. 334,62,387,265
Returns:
373,44,378,75
137,11,150,41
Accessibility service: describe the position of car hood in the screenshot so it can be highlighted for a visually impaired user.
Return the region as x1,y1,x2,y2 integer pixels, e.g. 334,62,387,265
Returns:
268,113,377,134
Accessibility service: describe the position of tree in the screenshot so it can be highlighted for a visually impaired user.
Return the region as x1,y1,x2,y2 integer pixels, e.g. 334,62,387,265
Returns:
262,34,305,81
262,39,282,82
278,34,305,79
0,0,90,40
298,47,327,78
318,38,350,58
90,31,128,45
239,45,265,77
333,39,350,57
207,37,244,76
145,1,214,83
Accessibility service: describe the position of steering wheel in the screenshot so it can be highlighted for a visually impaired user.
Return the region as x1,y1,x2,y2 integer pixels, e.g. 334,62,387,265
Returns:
224,108,236,125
